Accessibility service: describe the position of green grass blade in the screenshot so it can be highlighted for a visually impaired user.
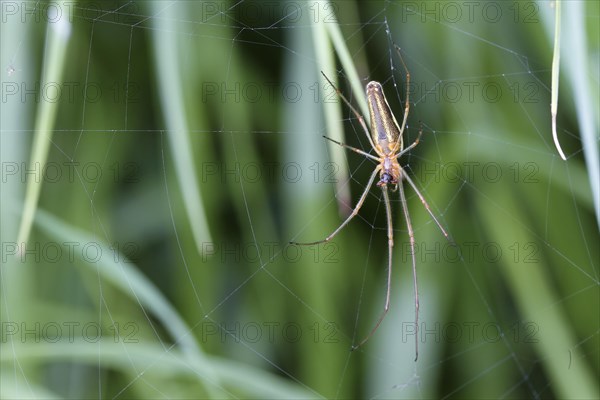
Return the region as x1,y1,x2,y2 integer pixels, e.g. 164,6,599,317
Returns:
149,2,212,251
16,15,72,247
32,207,225,396
550,0,567,161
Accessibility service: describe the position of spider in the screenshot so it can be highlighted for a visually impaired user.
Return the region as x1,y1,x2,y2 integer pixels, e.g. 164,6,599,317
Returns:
290,45,448,360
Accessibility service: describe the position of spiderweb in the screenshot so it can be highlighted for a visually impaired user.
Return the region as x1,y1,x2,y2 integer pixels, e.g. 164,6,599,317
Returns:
1,1,598,399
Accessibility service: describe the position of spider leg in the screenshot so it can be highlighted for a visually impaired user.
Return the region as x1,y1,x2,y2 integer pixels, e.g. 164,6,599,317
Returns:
320,71,378,152
290,165,381,246
351,185,394,351
403,171,449,239
396,180,420,361
322,135,380,162
395,123,424,159
393,45,411,142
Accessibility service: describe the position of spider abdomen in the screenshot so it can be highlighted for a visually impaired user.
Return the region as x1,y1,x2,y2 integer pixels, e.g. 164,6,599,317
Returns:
366,81,403,156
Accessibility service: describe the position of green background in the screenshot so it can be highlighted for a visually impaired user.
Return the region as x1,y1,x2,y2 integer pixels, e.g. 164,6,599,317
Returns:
1,1,598,398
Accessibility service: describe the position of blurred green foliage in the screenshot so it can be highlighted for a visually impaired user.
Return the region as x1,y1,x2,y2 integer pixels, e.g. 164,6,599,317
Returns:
1,1,598,398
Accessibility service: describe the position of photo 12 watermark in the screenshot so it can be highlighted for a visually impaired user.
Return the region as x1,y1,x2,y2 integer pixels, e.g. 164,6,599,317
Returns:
1,321,139,343
198,320,340,344
200,241,339,264
2,240,140,264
